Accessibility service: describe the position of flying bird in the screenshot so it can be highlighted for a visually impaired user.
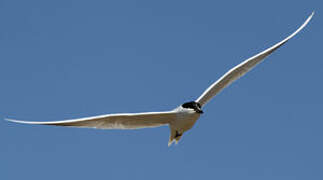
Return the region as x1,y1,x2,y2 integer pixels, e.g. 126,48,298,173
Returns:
6,13,314,146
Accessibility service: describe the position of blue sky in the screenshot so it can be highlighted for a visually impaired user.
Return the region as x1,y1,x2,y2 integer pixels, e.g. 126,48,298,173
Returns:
1,0,322,179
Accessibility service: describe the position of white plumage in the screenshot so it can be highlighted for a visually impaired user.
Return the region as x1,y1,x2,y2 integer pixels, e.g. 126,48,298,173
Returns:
6,12,314,146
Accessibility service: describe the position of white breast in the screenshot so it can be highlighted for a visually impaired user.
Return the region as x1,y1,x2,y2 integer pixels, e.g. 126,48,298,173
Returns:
172,107,201,132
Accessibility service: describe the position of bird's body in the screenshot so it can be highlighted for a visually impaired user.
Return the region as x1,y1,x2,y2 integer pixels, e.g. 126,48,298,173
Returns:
169,106,201,145
171,106,200,133
6,12,314,146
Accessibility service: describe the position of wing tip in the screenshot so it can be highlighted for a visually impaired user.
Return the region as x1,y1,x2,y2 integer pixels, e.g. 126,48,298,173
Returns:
308,11,315,23
5,118,38,125
5,118,17,123
308,11,315,21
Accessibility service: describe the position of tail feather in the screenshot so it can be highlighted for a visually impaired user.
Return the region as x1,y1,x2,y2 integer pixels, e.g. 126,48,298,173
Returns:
168,125,183,147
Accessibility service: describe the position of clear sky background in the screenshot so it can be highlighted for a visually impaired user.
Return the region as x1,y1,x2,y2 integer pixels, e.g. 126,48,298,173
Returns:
1,0,322,179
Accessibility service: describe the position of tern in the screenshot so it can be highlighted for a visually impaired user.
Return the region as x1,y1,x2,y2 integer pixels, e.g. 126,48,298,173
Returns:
6,13,314,146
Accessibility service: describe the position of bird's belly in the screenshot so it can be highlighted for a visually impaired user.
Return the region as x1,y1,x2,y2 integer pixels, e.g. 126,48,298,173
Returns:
173,113,200,132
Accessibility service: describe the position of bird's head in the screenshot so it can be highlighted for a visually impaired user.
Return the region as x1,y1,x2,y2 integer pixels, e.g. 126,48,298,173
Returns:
181,101,203,114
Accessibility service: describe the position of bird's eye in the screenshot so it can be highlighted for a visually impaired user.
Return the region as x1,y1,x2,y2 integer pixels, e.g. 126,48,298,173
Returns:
196,103,201,108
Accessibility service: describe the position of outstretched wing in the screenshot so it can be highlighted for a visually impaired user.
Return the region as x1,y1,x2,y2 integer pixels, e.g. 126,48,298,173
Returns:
196,12,314,107
6,111,178,129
